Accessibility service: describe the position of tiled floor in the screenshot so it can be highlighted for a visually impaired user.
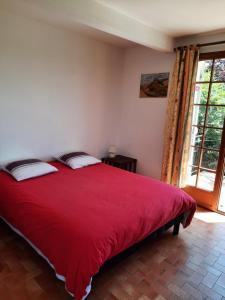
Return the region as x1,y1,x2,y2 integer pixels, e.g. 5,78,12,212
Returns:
1,208,225,300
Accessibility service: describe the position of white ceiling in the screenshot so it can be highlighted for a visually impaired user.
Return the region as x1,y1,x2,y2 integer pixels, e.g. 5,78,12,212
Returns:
60,22,136,48
1,0,225,51
98,0,225,37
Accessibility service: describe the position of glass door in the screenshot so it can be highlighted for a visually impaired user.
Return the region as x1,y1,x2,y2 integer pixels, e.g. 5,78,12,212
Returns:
218,174,225,211
184,51,225,211
217,134,225,212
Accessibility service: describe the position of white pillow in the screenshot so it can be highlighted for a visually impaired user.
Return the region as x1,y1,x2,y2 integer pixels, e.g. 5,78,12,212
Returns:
56,152,101,169
4,159,58,181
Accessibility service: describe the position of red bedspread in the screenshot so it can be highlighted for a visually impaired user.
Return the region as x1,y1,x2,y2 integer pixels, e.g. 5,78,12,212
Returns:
0,162,196,299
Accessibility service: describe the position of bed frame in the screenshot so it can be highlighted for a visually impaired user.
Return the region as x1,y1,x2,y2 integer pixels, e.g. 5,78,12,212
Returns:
99,212,185,274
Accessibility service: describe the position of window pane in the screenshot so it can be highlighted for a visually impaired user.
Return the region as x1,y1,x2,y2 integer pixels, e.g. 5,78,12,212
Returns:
201,150,219,170
191,126,203,147
213,58,225,81
186,166,198,186
192,105,206,126
204,128,223,150
188,147,201,166
194,84,209,104
197,169,216,191
206,106,225,128
209,83,225,105
196,60,212,82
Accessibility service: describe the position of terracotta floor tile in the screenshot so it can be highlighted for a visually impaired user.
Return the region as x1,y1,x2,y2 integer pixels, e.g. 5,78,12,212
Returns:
217,256,225,267
217,274,225,289
202,272,219,288
213,284,225,297
1,208,225,299
198,283,222,300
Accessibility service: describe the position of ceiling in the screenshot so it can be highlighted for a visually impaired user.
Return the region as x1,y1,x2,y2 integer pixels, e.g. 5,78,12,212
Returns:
98,0,225,37
60,22,135,48
1,0,225,51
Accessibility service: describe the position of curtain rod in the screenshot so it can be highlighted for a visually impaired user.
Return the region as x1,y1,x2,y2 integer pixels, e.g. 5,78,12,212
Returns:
197,40,225,48
175,40,225,51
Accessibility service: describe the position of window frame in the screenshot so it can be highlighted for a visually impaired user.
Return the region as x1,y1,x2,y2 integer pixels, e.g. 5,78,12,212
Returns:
184,50,225,211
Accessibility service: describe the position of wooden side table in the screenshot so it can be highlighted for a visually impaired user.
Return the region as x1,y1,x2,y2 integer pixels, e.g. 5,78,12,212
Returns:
102,155,137,173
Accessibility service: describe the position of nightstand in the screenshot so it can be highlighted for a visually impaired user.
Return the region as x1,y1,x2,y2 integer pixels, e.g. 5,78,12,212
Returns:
102,155,137,173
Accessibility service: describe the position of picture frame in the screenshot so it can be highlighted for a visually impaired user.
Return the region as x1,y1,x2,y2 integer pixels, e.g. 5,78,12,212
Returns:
139,72,169,98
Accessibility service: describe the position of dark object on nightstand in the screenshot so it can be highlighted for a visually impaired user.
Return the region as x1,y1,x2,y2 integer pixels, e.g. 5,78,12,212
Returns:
102,155,137,173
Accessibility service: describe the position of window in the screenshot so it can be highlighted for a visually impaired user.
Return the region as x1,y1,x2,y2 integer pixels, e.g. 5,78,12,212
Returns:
186,53,225,196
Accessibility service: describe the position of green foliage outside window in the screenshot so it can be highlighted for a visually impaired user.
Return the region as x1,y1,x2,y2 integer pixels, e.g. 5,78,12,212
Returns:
192,59,225,171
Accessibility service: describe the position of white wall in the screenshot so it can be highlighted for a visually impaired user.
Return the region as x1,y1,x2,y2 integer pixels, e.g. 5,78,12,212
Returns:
0,10,124,165
116,46,175,179
0,10,176,180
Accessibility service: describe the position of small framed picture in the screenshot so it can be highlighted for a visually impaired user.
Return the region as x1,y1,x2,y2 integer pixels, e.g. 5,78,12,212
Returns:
139,72,169,98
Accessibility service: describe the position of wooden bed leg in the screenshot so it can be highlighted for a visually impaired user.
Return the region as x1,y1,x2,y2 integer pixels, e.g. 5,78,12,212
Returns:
173,220,180,236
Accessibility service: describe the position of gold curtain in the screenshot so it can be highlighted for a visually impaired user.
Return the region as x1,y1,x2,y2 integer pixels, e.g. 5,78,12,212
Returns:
161,46,199,187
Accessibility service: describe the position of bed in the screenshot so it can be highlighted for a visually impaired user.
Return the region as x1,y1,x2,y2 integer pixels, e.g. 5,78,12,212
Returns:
0,162,196,299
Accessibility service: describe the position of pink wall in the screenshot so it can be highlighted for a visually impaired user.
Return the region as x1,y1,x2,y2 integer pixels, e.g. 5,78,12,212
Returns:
0,10,176,181
116,46,175,179
0,10,124,165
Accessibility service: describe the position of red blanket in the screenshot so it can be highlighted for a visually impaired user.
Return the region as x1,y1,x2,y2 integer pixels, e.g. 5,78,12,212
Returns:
0,162,196,299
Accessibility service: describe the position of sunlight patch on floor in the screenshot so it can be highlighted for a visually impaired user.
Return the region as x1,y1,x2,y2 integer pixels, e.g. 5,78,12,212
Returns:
195,211,225,223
